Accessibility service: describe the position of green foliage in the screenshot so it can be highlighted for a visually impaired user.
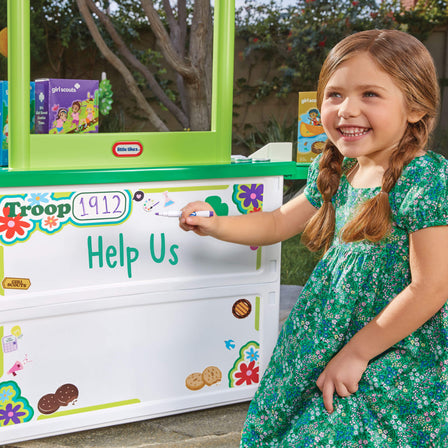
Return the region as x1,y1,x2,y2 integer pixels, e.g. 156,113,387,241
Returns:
235,0,448,96
34,1,94,57
395,0,448,41
0,0,98,77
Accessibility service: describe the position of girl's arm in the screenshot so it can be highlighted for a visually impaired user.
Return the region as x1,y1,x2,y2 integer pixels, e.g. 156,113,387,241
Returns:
179,193,318,246
316,225,448,413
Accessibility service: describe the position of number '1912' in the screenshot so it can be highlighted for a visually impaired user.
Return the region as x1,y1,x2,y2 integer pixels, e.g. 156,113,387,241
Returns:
72,191,128,222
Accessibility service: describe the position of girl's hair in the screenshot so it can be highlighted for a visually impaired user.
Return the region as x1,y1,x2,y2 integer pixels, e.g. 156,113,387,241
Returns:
302,29,440,252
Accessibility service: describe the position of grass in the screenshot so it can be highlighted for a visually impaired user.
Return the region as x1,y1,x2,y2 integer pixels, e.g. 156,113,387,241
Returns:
281,233,320,286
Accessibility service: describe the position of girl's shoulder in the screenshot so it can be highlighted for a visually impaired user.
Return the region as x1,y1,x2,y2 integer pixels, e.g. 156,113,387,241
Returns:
398,150,448,190
392,151,448,232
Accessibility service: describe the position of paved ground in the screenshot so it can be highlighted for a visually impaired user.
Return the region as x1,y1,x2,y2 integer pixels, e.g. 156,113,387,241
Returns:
2,285,302,448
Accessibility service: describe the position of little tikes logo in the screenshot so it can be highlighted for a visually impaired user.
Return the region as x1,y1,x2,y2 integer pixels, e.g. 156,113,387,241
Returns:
112,141,143,157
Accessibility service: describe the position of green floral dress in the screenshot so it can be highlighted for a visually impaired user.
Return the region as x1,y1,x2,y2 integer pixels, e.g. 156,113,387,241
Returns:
240,151,448,447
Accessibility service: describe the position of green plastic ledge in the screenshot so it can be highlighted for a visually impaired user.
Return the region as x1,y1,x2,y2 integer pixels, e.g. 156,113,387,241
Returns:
0,162,310,188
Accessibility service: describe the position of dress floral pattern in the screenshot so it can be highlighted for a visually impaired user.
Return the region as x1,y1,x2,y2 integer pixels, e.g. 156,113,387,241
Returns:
240,151,448,447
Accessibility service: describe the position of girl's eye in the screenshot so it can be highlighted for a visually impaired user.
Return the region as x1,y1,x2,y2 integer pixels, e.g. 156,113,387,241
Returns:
364,91,378,98
326,91,341,99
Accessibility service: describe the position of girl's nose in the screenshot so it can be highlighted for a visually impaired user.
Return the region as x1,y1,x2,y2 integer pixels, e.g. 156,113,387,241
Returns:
338,97,359,119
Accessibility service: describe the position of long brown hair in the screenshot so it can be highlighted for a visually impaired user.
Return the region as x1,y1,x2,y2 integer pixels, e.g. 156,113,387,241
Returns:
302,29,440,252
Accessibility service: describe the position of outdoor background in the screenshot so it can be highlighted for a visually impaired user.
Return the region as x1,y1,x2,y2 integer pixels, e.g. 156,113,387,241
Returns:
0,0,447,286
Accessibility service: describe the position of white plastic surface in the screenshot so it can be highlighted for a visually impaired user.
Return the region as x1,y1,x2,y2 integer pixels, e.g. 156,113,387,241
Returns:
0,176,283,443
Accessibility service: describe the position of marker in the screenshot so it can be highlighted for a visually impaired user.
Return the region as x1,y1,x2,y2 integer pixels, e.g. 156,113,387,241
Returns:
155,210,214,217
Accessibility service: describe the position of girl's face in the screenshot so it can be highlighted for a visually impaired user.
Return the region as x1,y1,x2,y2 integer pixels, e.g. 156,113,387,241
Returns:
320,52,418,165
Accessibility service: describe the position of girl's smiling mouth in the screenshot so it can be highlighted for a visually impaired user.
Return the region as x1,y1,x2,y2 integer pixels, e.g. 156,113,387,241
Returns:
338,126,371,137
337,126,372,139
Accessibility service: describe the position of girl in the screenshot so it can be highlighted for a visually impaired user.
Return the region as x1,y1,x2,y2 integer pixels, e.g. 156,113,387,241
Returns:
55,108,67,133
71,101,81,128
180,30,448,446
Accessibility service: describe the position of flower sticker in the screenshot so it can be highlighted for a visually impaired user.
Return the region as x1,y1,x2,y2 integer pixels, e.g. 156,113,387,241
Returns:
0,381,34,427
43,215,59,230
228,341,260,388
27,193,50,207
235,361,259,386
0,207,31,241
0,386,14,405
232,184,264,214
0,403,26,425
245,346,259,362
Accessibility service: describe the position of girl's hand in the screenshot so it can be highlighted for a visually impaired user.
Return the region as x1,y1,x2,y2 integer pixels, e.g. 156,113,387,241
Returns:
178,201,217,237
316,347,368,414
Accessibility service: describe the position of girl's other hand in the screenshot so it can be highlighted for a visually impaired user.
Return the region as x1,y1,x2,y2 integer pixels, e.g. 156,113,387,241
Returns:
179,201,217,237
316,347,368,414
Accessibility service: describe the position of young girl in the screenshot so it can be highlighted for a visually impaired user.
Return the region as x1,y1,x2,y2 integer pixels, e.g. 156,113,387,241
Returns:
55,108,67,133
71,101,81,128
180,29,448,446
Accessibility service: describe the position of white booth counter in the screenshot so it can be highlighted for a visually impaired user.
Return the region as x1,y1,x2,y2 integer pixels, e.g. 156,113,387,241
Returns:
0,160,308,443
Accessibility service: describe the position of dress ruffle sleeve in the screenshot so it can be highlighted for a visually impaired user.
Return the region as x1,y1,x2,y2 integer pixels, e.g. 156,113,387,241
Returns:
394,151,448,233
304,153,323,209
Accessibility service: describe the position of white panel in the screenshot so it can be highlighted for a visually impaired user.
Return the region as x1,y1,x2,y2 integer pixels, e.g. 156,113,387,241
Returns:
0,176,282,443
0,283,279,444
0,177,282,308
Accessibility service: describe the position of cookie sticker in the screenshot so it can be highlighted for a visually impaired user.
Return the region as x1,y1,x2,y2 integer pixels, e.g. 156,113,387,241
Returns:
185,372,205,391
55,383,79,406
202,366,222,386
185,366,222,391
38,393,60,415
38,383,79,415
232,299,252,319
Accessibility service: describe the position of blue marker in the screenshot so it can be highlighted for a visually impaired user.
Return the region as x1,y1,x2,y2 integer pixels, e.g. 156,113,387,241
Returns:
155,210,214,217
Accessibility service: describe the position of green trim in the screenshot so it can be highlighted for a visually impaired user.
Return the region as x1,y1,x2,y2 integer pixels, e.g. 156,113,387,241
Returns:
37,398,141,420
0,162,309,188
141,185,229,193
256,247,262,270
255,297,260,332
